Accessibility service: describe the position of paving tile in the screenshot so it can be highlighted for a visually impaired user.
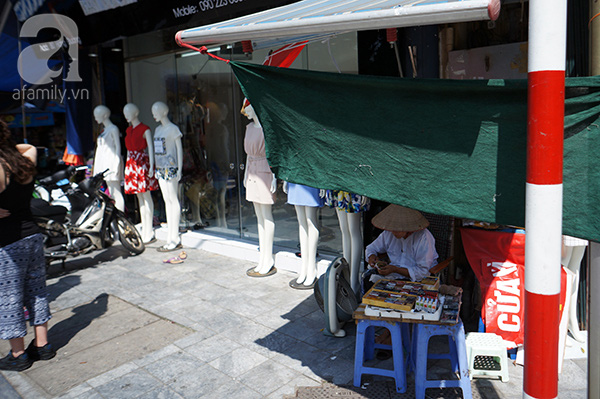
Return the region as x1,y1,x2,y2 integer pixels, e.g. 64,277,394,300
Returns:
174,330,218,349
144,351,205,384
45,299,161,356
302,326,356,353
94,368,162,399
208,346,268,376
136,386,185,399
59,388,104,399
277,313,327,341
184,334,242,363
0,373,22,399
0,371,49,399
266,374,323,399
167,363,235,399
270,340,330,379
134,345,181,368
87,362,139,387
237,358,298,396
244,328,299,358
55,383,94,399
23,318,189,396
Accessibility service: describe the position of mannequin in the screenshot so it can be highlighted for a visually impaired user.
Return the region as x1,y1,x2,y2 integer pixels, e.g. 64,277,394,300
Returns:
242,100,277,277
561,235,588,343
151,101,183,252
285,182,323,289
205,102,230,228
325,190,370,294
123,103,159,243
92,105,124,212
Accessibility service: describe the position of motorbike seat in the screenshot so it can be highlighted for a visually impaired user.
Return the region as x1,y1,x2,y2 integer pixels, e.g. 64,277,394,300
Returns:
31,198,67,223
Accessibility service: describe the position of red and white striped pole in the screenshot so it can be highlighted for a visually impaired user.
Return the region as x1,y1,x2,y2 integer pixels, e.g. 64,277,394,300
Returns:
524,1,567,398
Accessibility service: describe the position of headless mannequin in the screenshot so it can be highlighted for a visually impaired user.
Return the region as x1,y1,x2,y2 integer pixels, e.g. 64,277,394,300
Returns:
324,190,369,294
123,103,156,243
152,101,183,251
243,104,277,275
561,235,588,343
284,182,321,288
93,105,124,212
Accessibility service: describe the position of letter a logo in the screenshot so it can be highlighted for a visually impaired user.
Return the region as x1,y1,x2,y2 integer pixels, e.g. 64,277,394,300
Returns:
17,14,81,85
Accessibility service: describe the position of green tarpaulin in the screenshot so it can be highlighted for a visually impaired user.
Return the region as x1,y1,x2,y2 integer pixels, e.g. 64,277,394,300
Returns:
230,61,600,242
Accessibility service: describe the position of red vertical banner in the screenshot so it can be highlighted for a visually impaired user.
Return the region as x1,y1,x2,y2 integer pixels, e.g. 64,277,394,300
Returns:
461,228,526,347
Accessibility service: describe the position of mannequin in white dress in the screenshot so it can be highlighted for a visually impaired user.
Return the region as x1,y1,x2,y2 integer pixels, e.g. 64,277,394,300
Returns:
151,101,183,252
123,103,157,243
242,102,277,276
93,105,124,212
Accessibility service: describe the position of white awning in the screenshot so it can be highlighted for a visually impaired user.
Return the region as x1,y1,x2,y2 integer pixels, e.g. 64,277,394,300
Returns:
176,0,501,47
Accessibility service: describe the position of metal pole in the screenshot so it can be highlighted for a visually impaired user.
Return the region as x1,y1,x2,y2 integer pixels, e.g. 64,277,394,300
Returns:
523,1,567,398
589,242,600,399
591,0,600,75
589,2,600,396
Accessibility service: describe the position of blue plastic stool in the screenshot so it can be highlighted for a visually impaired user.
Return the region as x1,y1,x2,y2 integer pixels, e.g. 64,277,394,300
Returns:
353,319,409,393
411,320,472,399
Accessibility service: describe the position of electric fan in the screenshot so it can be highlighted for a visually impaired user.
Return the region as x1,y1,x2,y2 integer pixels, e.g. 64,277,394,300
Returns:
313,257,359,337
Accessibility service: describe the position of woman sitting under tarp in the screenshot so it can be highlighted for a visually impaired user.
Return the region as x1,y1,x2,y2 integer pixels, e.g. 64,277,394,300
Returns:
362,204,438,296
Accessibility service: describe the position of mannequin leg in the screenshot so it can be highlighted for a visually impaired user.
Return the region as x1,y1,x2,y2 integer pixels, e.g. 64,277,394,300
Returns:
136,191,155,242
294,206,309,284
158,179,181,248
190,201,204,226
347,212,363,294
304,206,319,286
106,180,125,212
253,203,274,274
217,188,228,228
336,209,363,294
562,245,586,342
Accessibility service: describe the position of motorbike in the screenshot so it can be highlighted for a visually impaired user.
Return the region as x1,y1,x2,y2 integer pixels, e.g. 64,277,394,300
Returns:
31,166,145,267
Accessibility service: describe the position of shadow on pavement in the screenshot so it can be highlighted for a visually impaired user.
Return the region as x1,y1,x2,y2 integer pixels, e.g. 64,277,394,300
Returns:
47,245,142,278
48,293,109,350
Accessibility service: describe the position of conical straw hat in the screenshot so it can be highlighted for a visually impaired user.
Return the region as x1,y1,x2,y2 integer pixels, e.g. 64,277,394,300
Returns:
371,204,429,232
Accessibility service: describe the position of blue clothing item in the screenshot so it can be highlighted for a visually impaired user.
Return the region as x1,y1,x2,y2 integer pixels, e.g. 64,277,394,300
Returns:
287,183,323,207
324,190,370,213
0,234,52,340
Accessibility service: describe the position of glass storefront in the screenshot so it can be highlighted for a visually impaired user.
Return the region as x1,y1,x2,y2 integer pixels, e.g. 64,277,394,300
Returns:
124,32,359,256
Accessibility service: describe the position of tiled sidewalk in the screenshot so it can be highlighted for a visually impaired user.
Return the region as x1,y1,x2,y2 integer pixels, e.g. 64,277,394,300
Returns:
0,239,588,398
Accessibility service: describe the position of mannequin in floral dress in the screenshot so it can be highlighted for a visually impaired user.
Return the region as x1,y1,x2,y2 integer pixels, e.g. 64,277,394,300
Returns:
123,103,159,243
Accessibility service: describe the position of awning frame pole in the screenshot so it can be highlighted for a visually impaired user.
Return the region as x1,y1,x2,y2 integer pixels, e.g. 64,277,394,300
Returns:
524,1,567,398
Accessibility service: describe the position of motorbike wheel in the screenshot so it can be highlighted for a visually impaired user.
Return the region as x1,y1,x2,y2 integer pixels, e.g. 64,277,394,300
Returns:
114,216,145,255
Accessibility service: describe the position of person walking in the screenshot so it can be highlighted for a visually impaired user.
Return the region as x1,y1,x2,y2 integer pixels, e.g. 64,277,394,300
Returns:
0,120,55,371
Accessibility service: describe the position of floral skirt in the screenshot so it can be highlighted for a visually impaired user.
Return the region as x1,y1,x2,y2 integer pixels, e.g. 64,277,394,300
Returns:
324,190,370,213
124,150,159,194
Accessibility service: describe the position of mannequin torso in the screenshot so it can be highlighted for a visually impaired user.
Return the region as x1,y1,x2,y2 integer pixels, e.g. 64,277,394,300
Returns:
93,105,124,212
123,103,158,243
151,101,183,251
242,103,277,276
